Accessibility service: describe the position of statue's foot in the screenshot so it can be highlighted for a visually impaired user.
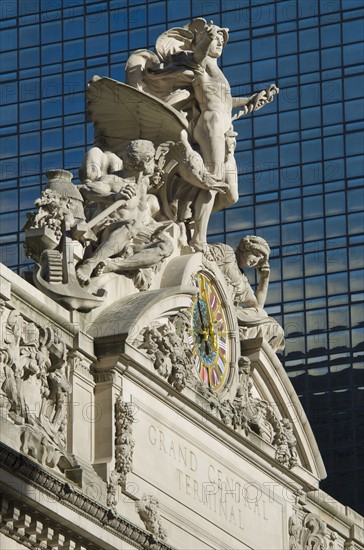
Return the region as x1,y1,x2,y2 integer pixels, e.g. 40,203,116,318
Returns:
76,260,95,284
94,259,116,276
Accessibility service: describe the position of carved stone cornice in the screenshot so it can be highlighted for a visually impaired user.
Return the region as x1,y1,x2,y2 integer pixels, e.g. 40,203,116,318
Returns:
0,442,174,550
1,494,99,550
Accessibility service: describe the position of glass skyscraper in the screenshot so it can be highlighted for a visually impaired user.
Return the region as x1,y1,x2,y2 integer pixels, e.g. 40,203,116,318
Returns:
1,0,363,514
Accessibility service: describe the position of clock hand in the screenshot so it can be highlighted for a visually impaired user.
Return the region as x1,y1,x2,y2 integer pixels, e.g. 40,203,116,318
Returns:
197,295,209,341
197,296,205,328
202,279,216,341
196,292,211,355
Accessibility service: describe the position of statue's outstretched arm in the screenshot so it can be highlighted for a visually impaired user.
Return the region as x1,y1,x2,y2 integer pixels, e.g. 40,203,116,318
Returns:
193,31,213,65
232,84,279,121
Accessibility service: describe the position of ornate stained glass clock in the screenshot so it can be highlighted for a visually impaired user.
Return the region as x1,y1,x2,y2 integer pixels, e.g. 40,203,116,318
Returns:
189,272,230,391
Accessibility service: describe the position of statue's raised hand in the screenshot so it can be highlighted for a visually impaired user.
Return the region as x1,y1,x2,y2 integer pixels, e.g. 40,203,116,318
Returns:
257,263,270,280
251,84,279,111
114,183,136,202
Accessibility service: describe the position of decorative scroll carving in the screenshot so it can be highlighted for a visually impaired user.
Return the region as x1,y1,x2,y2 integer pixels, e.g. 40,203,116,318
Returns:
114,395,135,488
136,494,167,541
0,307,72,469
289,511,328,550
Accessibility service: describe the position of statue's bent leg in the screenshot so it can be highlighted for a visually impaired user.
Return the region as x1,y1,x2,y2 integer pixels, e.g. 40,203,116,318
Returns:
97,238,174,274
189,190,217,251
77,224,134,283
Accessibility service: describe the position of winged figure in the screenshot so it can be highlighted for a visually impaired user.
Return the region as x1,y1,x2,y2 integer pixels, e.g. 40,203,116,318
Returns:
86,18,279,251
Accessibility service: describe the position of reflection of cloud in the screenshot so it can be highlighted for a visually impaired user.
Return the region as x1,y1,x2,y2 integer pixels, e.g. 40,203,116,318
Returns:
284,351,306,361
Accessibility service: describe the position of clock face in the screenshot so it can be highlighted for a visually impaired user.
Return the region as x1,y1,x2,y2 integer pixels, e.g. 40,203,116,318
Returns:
189,272,229,391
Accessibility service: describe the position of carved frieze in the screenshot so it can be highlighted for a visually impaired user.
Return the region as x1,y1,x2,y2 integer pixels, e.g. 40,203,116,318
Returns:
0,307,73,469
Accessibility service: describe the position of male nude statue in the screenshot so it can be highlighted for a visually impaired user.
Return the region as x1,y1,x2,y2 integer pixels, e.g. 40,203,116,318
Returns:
76,140,157,284
184,20,278,249
187,19,278,180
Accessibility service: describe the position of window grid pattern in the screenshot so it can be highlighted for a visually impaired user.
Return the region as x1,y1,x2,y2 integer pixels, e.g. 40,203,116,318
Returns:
0,0,363,514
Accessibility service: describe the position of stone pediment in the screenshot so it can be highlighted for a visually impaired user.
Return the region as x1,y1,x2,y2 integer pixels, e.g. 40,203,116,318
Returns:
240,338,326,484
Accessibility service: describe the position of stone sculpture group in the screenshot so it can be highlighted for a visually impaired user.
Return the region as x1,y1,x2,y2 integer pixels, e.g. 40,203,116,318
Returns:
24,17,279,311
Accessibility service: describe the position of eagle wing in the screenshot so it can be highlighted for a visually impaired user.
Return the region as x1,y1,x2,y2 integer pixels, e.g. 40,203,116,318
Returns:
87,77,190,153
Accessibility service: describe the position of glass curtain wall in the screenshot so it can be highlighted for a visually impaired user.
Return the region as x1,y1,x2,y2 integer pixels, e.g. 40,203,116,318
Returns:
0,0,363,514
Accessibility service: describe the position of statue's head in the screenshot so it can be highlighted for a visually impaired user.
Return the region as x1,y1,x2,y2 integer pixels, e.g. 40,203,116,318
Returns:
187,18,229,58
122,140,155,176
236,236,270,269
238,355,251,373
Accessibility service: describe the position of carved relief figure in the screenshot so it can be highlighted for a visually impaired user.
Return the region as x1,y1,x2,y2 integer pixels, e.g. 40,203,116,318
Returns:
1,310,25,423
136,494,167,541
0,308,74,469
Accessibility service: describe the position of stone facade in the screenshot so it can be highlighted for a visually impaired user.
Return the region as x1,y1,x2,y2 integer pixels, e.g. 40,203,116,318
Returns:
1,262,363,549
